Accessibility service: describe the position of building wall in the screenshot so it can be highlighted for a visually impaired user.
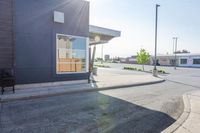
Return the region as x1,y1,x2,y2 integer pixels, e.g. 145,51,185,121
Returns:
151,55,200,68
0,0,14,69
14,0,89,84
179,56,200,67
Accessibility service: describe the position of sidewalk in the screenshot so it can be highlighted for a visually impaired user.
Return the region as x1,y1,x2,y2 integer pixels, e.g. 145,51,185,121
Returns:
0,68,164,102
175,91,200,133
162,91,200,133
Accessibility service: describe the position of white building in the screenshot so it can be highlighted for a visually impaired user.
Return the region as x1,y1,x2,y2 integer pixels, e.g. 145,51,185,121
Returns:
151,53,200,68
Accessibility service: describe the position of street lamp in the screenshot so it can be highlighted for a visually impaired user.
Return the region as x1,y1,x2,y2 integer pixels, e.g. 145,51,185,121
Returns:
153,4,160,77
101,44,104,64
173,37,178,69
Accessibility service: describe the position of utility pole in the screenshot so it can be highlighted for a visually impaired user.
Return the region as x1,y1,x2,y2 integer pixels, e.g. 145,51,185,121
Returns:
153,4,160,77
173,37,178,69
173,39,175,54
101,45,104,64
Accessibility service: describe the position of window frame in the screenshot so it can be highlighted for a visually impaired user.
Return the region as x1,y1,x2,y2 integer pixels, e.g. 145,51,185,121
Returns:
56,33,88,74
180,58,187,65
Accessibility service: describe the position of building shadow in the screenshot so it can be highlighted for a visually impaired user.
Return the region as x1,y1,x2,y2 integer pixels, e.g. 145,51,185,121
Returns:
1,91,175,133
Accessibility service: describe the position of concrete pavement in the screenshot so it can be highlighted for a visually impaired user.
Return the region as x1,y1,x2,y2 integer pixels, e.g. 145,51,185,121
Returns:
1,65,199,133
97,63,200,133
0,80,192,133
0,68,164,102
174,91,200,133
162,90,200,133
92,68,164,89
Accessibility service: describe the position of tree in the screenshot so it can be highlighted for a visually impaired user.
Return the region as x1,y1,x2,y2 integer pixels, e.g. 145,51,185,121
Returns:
136,49,150,71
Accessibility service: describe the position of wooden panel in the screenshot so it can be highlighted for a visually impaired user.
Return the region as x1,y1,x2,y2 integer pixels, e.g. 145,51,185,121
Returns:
71,59,76,72
0,0,13,69
57,58,83,72
58,64,71,72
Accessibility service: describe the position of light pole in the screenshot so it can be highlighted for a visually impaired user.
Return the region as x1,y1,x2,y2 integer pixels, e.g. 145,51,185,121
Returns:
153,4,160,77
101,44,104,64
173,37,178,69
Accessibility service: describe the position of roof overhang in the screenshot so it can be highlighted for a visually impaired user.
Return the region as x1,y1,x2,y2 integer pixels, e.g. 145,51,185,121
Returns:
89,25,121,45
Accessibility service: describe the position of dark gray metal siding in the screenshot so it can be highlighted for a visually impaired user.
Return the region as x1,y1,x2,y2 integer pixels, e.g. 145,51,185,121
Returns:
15,0,89,84
0,0,14,69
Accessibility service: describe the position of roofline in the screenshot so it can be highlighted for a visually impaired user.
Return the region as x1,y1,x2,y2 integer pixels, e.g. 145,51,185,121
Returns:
151,53,200,57
89,25,121,37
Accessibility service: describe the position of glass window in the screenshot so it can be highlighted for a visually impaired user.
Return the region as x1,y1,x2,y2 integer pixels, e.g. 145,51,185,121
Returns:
193,59,200,64
170,59,175,65
56,34,86,73
180,59,187,64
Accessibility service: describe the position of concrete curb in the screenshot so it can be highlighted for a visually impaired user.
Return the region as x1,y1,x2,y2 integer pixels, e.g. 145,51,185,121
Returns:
161,94,191,133
0,79,165,103
93,79,165,91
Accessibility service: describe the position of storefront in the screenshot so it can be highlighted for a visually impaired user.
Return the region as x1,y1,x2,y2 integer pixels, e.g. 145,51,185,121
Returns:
0,0,121,84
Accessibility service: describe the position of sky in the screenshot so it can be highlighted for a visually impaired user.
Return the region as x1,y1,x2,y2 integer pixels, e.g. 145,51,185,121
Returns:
88,0,200,58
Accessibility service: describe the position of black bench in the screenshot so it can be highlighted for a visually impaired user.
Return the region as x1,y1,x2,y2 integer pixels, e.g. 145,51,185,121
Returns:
0,68,15,94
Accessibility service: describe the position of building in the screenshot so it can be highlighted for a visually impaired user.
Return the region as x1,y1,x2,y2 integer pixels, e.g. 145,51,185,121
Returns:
104,55,110,61
118,55,150,65
151,54,200,67
126,56,138,64
119,58,127,63
0,0,120,84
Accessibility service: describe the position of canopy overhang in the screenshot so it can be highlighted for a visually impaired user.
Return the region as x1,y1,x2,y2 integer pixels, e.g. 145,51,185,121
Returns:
89,25,121,45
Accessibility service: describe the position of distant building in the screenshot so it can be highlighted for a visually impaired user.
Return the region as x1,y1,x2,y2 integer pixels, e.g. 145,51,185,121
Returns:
174,49,190,54
127,56,138,64
118,55,150,65
119,58,127,63
151,53,200,67
104,55,110,61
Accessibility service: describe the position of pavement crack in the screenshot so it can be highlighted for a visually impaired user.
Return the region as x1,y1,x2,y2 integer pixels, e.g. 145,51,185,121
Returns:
190,111,200,115
163,79,200,89
182,126,193,133
190,94,200,98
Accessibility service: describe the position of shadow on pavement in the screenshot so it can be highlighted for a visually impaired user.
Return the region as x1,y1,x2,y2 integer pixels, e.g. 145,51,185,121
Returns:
0,91,175,133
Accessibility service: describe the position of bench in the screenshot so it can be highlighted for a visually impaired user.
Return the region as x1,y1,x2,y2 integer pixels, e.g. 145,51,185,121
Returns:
0,68,15,94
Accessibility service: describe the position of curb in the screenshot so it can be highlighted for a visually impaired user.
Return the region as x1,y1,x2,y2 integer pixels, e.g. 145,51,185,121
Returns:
93,79,165,91
0,79,165,103
161,94,191,133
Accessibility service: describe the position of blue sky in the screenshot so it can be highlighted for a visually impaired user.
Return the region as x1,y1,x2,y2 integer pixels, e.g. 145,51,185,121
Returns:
88,0,200,58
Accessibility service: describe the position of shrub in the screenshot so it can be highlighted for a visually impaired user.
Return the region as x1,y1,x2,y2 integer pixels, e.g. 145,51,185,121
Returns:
158,69,166,74
124,67,138,70
95,64,110,68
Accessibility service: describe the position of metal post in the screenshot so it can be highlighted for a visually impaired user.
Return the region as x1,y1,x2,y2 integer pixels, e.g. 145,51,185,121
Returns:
153,4,160,77
173,37,178,69
173,39,175,54
91,45,96,70
88,46,91,83
101,44,104,64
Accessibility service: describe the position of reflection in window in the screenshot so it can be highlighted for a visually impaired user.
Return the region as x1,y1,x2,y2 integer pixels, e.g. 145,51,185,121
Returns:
56,34,86,73
180,59,187,64
193,59,200,65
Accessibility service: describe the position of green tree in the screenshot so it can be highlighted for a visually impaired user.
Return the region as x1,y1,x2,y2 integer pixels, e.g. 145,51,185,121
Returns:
136,49,150,71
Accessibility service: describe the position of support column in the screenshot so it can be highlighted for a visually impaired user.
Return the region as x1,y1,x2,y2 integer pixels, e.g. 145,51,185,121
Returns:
90,45,96,71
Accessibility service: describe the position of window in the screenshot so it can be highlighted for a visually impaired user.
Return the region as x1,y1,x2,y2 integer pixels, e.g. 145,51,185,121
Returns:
56,34,87,73
193,59,200,65
180,59,187,64
170,59,178,65
170,59,175,65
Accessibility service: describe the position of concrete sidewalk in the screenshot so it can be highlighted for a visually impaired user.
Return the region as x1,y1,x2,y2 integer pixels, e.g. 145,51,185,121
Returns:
174,91,200,133
162,91,200,133
0,68,164,102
